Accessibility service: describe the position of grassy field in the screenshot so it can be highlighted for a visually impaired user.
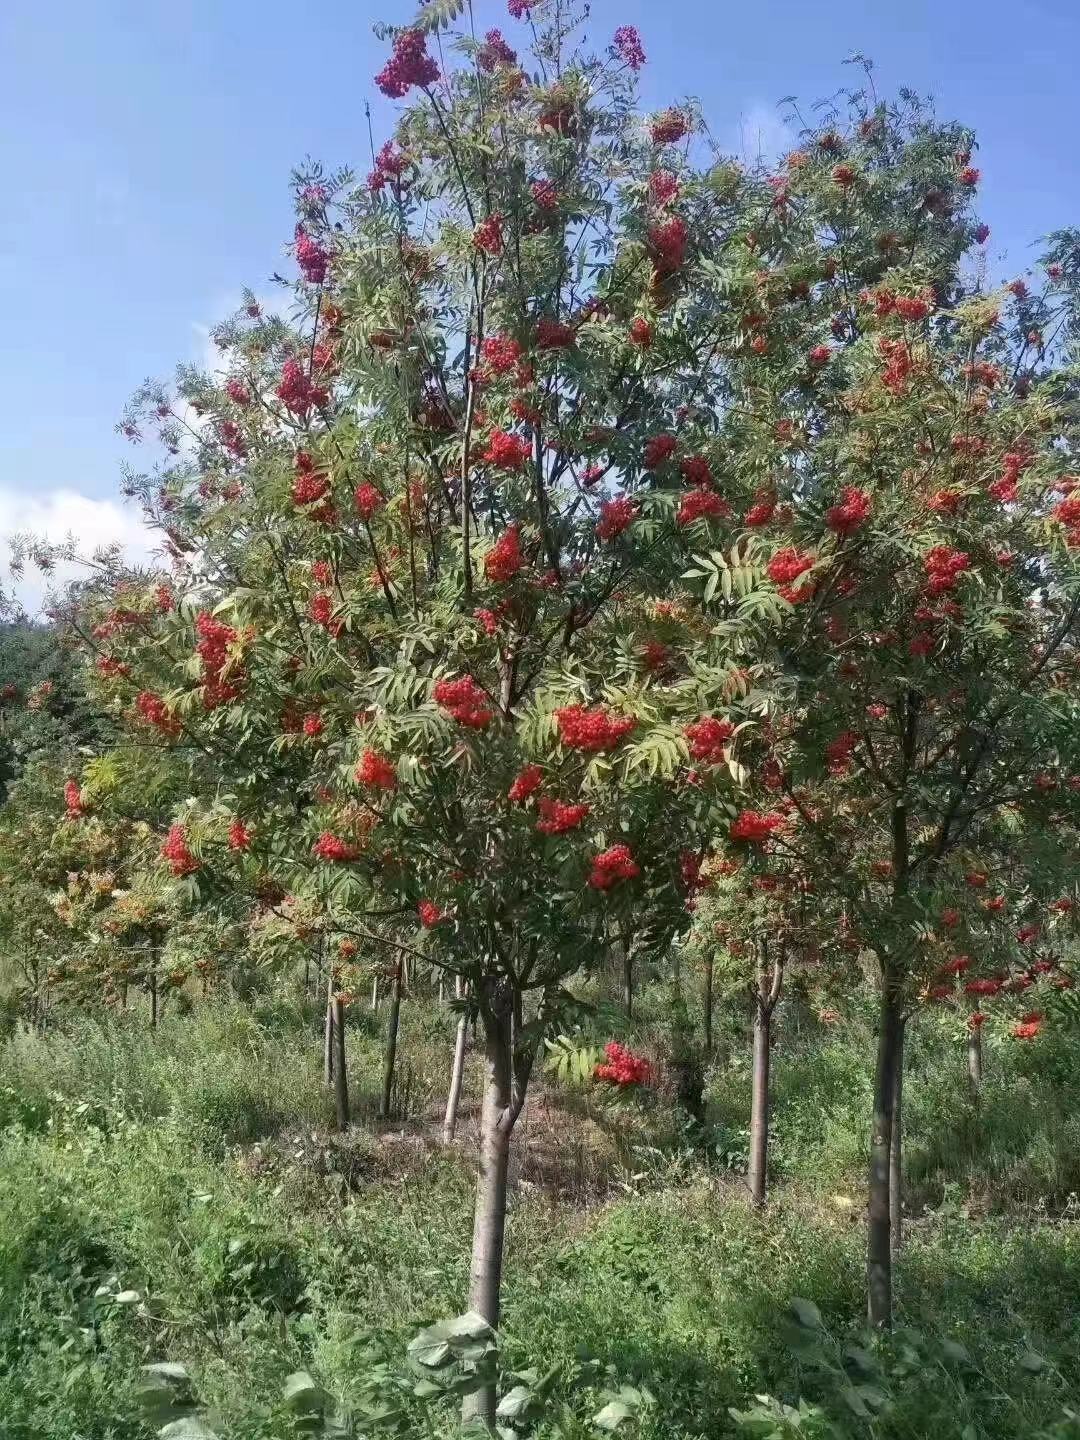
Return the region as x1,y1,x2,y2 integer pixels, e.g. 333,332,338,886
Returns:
2,983,1079,1438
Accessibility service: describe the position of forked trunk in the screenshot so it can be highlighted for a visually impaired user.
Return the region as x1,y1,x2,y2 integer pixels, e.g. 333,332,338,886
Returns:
442,977,468,1145
889,1016,906,1258
462,1008,515,1429
333,994,349,1131
380,959,403,1120
867,983,903,1328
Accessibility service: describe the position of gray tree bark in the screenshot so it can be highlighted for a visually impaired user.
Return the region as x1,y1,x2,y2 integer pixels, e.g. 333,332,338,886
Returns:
867,982,903,1327
462,1007,514,1430
889,1016,906,1258
333,994,349,1131
748,940,783,1208
442,976,468,1145
380,960,403,1120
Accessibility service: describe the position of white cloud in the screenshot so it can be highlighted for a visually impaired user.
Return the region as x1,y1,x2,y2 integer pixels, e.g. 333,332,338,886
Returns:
0,487,159,617
725,102,797,167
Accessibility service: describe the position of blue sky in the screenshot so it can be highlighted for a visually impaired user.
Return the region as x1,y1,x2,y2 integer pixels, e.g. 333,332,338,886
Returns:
1,0,1078,553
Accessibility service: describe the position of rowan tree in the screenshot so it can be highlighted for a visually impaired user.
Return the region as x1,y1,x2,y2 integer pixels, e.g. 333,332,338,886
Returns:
669,100,1080,1327
59,6,786,1419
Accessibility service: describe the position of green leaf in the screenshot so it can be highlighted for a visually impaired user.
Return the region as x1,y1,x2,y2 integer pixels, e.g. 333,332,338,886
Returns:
593,1399,635,1430
495,1385,535,1419
158,1423,220,1440
789,1296,824,1330
137,1364,195,1425
282,1371,326,1415
940,1338,971,1365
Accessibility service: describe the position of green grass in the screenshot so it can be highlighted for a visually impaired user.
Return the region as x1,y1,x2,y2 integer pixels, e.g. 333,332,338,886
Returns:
1,984,1079,1438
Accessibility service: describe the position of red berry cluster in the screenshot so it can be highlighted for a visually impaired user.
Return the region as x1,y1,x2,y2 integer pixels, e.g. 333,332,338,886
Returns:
555,705,635,752
685,716,734,763
894,292,932,322
354,481,385,519
745,498,776,527
588,844,640,890
767,546,814,587
418,899,446,927
537,797,591,834
479,29,517,70
629,317,653,348
485,523,526,582
594,1040,651,1086
648,215,688,277
308,591,341,635
64,779,84,818
473,213,504,255
649,170,679,206
596,495,637,540
480,334,524,376
483,429,532,471
195,612,243,710
295,228,329,284
536,317,576,350
375,28,439,98
434,675,494,729
644,433,677,469
612,25,645,69
531,178,559,212
162,823,200,877
825,486,871,536
218,420,246,459
227,819,253,851
312,832,359,863
730,810,784,844
136,691,181,738
508,764,544,803
650,109,689,145
292,469,329,507
277,358,328,415
923,546,971,596
225,379,251,407
356,749,397,791
367,140,410,193
678,489,729,526
825,730,859,776
679,455,712,487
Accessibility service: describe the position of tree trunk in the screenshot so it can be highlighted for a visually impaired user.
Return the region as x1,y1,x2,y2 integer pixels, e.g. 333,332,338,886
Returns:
967,1023,983,1090
333,995,349,1131
443,977,468,1145
149,964,158,1030
703,952,714,1055
462,1009,514,1429
323,966,335,1085
889,1016,906,1259
622,945,633,1019
867,983,903,1328
370,974,380,1012
380,960,403,1121
748,953,771,1209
